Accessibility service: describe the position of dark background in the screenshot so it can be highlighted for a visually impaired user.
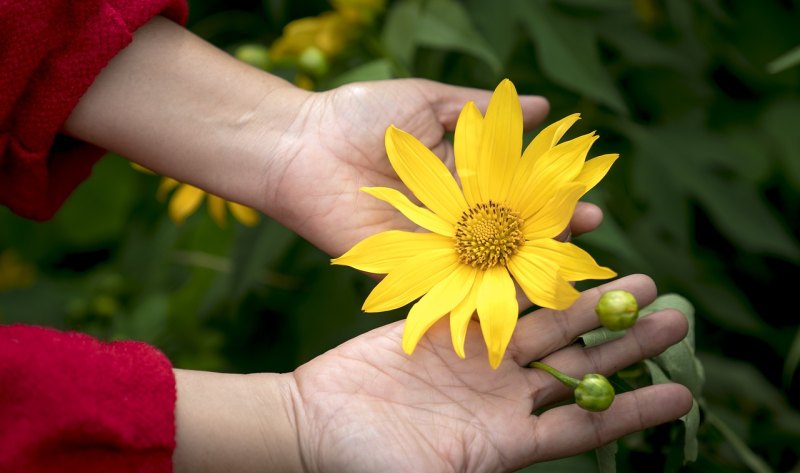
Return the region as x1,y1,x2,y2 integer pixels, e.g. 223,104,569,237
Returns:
1,0,798,471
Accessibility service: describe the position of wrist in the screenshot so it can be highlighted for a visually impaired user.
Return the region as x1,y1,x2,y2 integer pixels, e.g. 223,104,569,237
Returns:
173,369,304,473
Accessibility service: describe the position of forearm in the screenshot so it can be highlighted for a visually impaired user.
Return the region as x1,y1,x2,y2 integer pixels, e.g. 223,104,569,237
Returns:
173,369,304,473
63,16,308,212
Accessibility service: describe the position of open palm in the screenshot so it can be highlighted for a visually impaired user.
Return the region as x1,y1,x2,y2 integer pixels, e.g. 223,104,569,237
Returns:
289,275,692,473
267,79,565,257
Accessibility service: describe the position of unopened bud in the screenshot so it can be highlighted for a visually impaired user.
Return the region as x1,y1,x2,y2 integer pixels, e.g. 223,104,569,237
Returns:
596,290,639,331
574,373,615,412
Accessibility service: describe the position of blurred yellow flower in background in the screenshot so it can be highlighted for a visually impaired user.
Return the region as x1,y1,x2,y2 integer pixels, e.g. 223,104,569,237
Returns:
158,178,259,227
0,250,36,292
269,0,386,67
131,163,259,228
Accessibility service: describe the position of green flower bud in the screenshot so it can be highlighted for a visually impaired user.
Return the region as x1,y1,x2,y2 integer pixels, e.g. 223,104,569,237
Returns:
595,289,639,331
234,44,271,70
574,373,615,412
298,46,329,77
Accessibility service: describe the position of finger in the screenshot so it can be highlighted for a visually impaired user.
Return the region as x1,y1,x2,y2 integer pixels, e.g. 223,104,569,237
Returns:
507,274,658,364
529,309,689,407
525,383,692,463
420,79,550,132
571,202,603,237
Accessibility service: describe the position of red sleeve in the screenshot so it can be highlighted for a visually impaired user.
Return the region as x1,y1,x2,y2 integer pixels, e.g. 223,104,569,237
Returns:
0,324,176,473
0,0,188,220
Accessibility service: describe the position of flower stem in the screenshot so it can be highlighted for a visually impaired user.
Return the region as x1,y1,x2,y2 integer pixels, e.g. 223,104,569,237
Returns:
529,361,580,389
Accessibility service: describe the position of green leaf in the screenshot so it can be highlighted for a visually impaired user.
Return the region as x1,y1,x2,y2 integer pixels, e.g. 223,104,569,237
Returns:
624,121,800,262
767,44,800,73
700,353,800,437
574,208,651,271
690,177,800,261
595,441,618,473
684,279,770,337
381,0,420,73
702,403,775,473
637,294,704,396
464,0,520,63
228,219,298,302
579,325,624,348
327,59,395,88
644,360,700,462
515,0,627,114
117,293,169,343
414,0,502,76
52,155,137,246
517,454,597,472
682,400,700,461
761,100,800,189
638,294,695,348
784,326,800,388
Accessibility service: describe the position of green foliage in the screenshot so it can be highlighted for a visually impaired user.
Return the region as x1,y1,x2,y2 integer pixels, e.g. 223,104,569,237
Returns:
2,0,799,471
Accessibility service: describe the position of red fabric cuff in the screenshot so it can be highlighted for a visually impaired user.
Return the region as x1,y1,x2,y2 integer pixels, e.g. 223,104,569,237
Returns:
0,0,188,220
0,324,176,473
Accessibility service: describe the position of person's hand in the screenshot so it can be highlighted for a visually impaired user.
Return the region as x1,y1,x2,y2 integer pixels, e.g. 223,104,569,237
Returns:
63,19,599,259
265,79,602,257
284,274,691,472
173,274,691,473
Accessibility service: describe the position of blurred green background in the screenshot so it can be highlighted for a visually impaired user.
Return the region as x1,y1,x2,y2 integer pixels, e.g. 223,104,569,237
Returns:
1,0,798,471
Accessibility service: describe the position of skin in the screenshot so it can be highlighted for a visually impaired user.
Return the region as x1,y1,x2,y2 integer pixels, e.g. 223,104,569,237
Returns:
63,17,693,473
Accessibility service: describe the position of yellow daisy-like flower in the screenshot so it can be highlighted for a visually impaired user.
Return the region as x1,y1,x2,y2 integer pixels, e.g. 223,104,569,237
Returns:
270,0,385,64
131,163,259,228
158,178,259,228
332,79,619,368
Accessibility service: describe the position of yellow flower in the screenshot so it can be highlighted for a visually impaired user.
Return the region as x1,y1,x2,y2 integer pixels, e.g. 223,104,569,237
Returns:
158,178,259,228
331,0,386,24
269,0,385,65
0,250,36,292
270,12,352,62
332,80,619,368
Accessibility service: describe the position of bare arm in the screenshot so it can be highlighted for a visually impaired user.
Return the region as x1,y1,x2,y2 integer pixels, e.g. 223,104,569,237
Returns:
63,16,308,215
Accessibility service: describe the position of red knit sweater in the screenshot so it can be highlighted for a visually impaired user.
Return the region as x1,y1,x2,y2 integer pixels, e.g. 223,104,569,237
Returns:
0,0,187,220
1,1,188,471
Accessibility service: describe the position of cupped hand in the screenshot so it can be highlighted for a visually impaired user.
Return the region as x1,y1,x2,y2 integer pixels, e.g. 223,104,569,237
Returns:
266,79,601,257
286,274,693,473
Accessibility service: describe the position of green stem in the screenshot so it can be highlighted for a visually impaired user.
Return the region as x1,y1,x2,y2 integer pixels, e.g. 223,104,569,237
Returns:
529,361,580,389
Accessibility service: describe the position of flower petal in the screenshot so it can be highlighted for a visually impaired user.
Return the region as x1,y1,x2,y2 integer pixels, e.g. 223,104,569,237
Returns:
477,265,518,369
513,133,597,219
522,183,586,239
402,264,477,355
477,79,522,203
523,239,616,281
332,230,452,274
168,184,204,224
361,187,454,236
449,270,483,359
207,195,227,227
575,153,619,196
507,116,583,209
524,113,581,162
363,248,459,312
386,126,468,222
454,101,484,206
157,177,180,201
508,250,580,310
228,201,260,226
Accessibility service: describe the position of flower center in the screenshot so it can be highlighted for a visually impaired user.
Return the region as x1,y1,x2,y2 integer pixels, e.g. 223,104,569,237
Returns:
454,201,525,270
